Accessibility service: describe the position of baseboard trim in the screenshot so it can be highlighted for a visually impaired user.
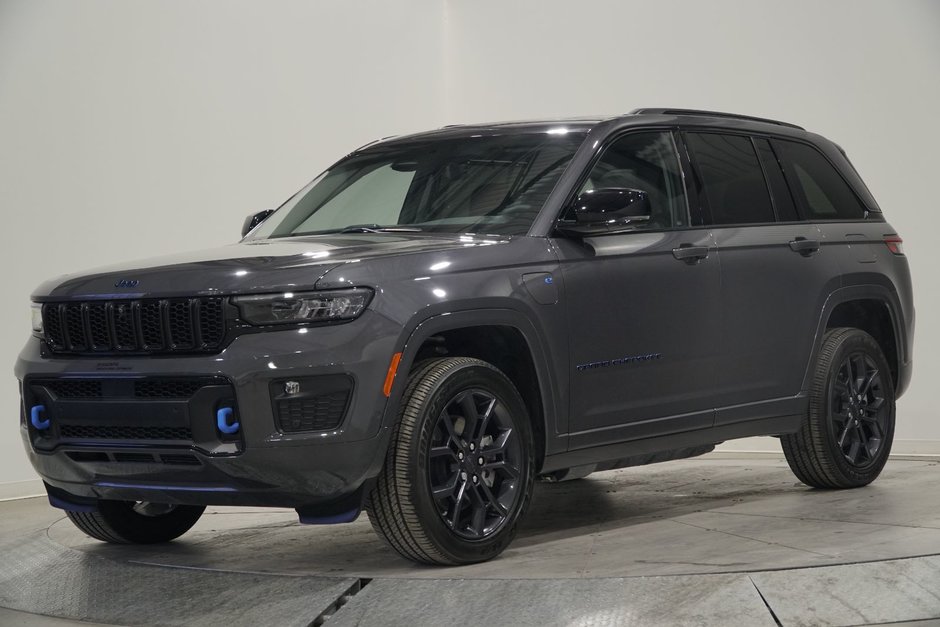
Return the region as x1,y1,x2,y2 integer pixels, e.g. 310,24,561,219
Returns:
715,437,940,458
888,439,940,456
0,479,44,502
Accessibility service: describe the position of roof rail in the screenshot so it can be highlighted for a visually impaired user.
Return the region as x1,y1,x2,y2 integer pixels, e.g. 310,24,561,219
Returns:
629,108,804,130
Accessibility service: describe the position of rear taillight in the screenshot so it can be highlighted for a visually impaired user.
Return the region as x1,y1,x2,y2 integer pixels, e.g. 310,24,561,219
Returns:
884,235,904,255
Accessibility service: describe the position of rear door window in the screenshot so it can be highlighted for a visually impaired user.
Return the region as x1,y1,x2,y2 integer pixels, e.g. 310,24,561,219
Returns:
773,139,868,220
685,133,775,225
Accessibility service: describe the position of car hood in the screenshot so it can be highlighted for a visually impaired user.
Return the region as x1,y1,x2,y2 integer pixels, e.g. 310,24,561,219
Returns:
33,233,510,300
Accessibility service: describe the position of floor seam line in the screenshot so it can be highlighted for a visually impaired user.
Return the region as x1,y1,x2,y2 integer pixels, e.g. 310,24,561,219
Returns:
703,510,940,530
748,575,783,627
671,518,834,558
309,577,372,627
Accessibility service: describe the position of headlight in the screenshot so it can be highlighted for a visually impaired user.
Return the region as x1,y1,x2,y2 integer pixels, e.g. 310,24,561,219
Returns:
233,288,373,325
30,303,43,336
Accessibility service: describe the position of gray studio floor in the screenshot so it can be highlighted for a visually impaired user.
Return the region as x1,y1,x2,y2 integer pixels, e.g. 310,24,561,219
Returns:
2,455,940,626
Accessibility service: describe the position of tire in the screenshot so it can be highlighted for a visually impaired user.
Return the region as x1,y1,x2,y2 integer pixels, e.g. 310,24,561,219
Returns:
66,501,206,544
782,327,896,489
366,357,535,565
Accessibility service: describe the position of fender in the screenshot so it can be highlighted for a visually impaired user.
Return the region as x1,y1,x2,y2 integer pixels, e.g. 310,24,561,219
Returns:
378,307,567,459
801,283,909,396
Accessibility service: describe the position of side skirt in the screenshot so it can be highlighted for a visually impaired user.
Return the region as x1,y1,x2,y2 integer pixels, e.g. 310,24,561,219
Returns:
540,414,802,474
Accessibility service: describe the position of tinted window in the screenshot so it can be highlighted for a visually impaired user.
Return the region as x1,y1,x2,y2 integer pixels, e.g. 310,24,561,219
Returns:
686,133,775,225
773,139,867,220
754,138,799,222
577,131,687,229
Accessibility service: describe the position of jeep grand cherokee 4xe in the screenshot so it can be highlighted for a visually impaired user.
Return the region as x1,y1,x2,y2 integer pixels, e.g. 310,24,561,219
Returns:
17,109,914,565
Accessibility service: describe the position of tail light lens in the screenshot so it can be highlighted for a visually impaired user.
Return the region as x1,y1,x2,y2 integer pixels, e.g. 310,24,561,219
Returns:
884,235,904,255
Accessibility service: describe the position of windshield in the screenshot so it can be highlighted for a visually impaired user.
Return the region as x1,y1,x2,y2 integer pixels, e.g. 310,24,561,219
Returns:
250,131,587,239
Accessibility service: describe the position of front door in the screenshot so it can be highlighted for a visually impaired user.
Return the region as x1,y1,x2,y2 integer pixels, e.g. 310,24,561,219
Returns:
553,130,722,449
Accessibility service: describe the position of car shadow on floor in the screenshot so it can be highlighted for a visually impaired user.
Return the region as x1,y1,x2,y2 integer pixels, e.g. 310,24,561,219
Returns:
512,467,807,547
61,461,818,575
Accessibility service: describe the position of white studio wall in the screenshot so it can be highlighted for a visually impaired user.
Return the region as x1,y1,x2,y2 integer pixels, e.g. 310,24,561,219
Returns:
0,0,446,489
0,0,937,490
443,0,940,454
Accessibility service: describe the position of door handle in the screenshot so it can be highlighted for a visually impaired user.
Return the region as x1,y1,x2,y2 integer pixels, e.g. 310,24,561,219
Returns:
789,237,820,256
672,245,709,264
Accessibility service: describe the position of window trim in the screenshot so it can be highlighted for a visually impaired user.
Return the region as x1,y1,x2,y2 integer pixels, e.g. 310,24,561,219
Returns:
753,136,792,223
551,127,694,236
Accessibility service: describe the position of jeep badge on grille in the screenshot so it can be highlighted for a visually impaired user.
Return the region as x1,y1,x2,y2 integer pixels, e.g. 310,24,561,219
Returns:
114,279,140,288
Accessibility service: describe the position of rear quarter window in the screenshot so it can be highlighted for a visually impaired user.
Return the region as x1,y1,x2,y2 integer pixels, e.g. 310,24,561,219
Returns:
773,139,868,220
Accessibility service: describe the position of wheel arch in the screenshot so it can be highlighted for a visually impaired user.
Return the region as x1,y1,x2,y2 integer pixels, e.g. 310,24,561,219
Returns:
807,285,908,396
382,309,565,469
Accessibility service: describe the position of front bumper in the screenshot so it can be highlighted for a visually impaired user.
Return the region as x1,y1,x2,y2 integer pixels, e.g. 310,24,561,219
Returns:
15,311,400,510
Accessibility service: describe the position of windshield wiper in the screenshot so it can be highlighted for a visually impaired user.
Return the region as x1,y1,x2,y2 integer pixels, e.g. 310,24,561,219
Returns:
339,224,423,233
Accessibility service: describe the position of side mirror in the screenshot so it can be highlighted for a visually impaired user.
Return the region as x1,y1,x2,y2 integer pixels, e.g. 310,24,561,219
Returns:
242,210,274,237
556,188,651,236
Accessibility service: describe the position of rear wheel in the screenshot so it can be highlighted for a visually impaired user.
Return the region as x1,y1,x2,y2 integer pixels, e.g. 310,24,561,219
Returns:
66,501,206,544
367,357,534,565
782,327,895,488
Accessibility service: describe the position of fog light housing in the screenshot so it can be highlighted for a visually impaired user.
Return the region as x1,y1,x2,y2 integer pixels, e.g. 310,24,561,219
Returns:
269,375,352,433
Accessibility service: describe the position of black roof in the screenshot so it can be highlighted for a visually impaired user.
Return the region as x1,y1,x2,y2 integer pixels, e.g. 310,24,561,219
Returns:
629,108,804,130
366,108,806,149
380,118,601,144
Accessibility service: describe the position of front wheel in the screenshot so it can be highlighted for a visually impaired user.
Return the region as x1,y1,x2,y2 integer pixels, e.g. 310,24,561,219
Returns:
66,501,206,544
782,327,896,488
367,357,534,565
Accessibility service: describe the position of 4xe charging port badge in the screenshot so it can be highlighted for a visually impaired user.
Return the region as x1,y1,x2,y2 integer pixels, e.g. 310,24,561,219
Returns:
522,272,558,305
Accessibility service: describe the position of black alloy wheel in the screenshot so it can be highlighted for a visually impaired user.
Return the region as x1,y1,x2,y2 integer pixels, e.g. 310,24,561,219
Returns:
427,388,524,540
367,357,534,565
782,327,896,488
829,352,889,467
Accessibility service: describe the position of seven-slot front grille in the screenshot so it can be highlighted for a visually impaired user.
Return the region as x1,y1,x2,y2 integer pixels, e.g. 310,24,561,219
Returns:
41,298,226,355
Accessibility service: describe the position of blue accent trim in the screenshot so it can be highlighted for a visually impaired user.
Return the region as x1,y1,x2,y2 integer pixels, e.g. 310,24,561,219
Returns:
298,509,360,525
544,276,554,284
48,494,97,512
216,407,239,434
30,405,50,430
95,482,237,492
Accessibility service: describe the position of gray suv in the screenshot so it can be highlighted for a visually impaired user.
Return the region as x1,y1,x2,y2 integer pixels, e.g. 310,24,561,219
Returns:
17,109,914,565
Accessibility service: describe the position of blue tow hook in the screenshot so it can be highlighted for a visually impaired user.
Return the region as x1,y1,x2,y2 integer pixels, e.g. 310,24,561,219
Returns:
216,407,239,434
30,405,50,430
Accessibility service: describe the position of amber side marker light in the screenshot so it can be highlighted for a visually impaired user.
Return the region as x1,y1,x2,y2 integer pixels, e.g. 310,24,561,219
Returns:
383,352,403,397
884,235,905,255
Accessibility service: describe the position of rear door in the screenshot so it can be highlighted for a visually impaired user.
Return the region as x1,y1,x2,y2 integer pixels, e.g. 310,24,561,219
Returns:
681,131,834,424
